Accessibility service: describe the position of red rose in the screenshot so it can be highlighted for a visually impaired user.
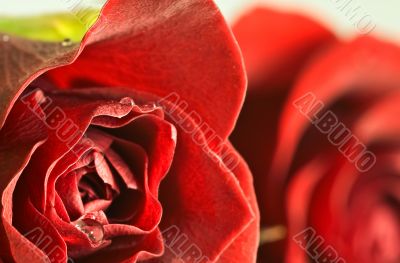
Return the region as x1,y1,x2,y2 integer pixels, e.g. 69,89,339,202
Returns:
0,1,259,262
231,7,400,263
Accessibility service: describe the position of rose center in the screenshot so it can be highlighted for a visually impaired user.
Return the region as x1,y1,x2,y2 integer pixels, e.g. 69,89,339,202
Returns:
56,128,142,225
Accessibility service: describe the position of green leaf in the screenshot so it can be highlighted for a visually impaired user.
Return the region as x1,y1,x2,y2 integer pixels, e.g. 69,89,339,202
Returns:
0,10,100,42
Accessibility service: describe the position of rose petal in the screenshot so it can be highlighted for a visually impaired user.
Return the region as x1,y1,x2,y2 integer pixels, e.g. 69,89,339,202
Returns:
233,7,335,88
0,34,78,129
216,143,260,263
230,10,336,259
80,229,164,262
45,0,246,141
273,36,400,180
21,89,136,212
157,103,255,261
0,92,48,261
263,39,400,261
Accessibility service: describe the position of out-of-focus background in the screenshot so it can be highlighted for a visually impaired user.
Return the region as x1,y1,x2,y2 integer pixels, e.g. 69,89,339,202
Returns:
0,0,399,42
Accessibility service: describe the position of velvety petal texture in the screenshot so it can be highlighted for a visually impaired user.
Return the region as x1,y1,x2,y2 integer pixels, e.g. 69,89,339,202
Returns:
46,0,247,142
0,0,259,262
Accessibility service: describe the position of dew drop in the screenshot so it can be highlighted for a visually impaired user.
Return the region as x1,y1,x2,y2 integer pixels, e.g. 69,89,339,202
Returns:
74,216,104,244
61,38,72,47
119,97,135,106
2,35,10,42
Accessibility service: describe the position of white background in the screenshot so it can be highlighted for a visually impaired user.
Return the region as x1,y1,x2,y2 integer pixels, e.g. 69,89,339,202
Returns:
0,0,399,43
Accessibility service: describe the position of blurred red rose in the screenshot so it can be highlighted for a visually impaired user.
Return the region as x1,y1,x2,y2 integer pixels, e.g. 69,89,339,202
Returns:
231,7,400,263
0,1,259,262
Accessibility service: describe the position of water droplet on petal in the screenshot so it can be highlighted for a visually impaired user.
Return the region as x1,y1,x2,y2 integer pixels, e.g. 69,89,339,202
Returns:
74,217,104,244
61,38,72,47
119,97,134,106
2,35,10,42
